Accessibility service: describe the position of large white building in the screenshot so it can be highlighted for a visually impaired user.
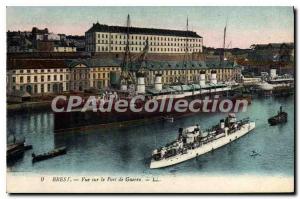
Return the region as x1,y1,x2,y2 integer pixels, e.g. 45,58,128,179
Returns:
85,23,203,54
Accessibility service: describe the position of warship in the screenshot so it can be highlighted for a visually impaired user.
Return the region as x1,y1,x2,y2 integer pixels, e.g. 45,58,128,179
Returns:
150,113,255,168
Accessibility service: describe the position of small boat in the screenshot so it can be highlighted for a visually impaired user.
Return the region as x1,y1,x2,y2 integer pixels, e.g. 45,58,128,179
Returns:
268,106,288,126
24,145,33,150
250,150,260,157
32,147,67,163
7,139,32,162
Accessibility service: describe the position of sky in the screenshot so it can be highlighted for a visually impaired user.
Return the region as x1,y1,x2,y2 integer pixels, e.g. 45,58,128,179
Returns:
6,6,294,49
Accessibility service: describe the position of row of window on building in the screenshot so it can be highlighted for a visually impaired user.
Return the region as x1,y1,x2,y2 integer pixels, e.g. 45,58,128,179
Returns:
12,72,111,84
12,68,68,74
161,73,233,79
13,74,67,84
92,73,109,79
11,67,120,74
150,69,234,76
96,40,201,47
12,79,109,94
159,74,235,84
96,46,201,53
53,47,76,52
71,72,110,80
95,33,201,43
14,83,66,94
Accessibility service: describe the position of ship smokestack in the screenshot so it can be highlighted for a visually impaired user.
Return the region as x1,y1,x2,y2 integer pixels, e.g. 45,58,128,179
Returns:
120,78,128,91
220,119,225,129
120,84,128,91
137,73,146,94
225,127,229,136
199,71,206,86
270,69,277,79
210,70,217,84
155,74,163,91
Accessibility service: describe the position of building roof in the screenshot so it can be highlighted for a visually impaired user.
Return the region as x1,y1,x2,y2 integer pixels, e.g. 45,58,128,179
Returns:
64,58,121,68
66,35,85,40
7,58,238,70
7,59,68,70
86,23,202,38
53,41,76,48
32,27,49,35
251,43,294,50
130,60,238,70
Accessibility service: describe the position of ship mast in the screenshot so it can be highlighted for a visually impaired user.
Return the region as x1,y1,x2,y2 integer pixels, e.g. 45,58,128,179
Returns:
184,17,189,60
183,16,189,83
121,14,134,84
123,14,132,68
220,22,227,66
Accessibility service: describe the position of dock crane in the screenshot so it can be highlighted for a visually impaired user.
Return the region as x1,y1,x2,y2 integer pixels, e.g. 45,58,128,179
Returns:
120,14,135,86
133,38,149,74
120,14,150,89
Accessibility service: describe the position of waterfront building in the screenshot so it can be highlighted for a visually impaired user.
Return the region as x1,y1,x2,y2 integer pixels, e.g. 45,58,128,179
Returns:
85,23,203,54
7,59,121,96
135,61,241,85
7,60,70,95
7,58,240,97
238,42,295,76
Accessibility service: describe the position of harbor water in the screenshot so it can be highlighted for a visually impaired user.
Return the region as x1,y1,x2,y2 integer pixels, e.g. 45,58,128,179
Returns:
7,96,294,176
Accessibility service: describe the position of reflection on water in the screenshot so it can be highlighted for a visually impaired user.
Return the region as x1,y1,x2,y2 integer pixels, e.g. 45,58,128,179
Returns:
7,96,294,176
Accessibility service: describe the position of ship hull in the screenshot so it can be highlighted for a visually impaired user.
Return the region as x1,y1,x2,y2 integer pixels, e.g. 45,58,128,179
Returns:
150,122,255,169
268,114,287,126
53,94,250,133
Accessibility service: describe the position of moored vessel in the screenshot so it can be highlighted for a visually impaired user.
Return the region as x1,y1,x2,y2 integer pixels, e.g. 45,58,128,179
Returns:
7,138,32,162
54,75,249,133
32,147,67,163
268,106,288,126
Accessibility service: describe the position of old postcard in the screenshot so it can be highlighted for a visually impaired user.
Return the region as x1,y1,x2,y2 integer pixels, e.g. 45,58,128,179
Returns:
6,6,295,193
